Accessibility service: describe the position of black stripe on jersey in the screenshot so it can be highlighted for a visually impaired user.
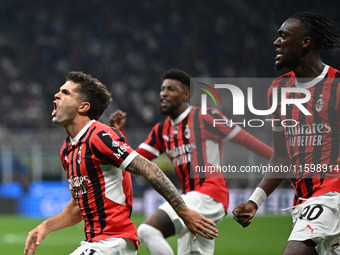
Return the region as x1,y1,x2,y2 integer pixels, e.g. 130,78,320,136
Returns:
158,122,166,151
172,119,192,192
111,128,126,142
193,108,205,187
62,138,72,175
85,127,107,237
74,144,95,240
328,74,340,166
299,96,314,197
312,81,325,183
181,114,195,191
285,91,296,170
77,128,96,240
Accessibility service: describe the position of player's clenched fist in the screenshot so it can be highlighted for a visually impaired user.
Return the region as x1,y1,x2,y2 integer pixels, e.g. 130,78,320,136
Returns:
109,109,127,129
232,201,258,228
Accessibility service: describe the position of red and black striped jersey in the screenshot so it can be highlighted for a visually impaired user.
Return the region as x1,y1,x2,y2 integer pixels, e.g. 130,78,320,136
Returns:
268,65,340,205
137,106,273,212
60,120,139,247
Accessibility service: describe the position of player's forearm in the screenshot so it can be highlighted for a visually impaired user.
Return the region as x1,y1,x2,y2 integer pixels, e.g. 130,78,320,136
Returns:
257,152,290,196
127,155,186,214
41,197,82,233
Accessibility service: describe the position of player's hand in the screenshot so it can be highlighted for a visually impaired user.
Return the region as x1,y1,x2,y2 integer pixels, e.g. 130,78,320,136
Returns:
178,207,218,240
232,201,257,228
332,241,340,247
109,110,127,130
24,224,48,255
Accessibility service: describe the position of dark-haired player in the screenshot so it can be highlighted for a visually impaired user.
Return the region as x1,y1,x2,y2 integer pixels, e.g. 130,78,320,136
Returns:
111,69,273,254
24,71,218,255
233,12,340,255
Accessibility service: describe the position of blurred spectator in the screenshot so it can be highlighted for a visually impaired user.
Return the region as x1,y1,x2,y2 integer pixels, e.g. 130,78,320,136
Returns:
0,0,339,131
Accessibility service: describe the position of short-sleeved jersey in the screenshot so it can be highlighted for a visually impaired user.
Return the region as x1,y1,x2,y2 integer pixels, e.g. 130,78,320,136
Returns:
137,106,244,212
60,120,139,247
268,65,340,205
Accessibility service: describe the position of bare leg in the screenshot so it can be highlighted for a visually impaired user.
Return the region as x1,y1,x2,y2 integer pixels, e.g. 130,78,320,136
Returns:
282,240,318,255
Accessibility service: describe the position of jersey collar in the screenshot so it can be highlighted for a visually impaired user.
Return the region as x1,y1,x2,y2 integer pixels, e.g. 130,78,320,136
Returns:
295,65,329,89
70,120,96,145
171,106,191,125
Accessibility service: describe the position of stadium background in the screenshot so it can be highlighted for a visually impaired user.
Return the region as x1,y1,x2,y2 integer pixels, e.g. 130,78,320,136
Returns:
0,0,339,254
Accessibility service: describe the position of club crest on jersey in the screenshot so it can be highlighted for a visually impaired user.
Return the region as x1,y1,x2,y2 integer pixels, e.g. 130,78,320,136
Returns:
315,98,324,112
184,127,190,139
112,140,120,147
77,150,82,164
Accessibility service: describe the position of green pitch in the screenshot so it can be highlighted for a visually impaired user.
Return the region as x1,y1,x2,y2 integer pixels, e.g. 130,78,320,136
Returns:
0,214,291,254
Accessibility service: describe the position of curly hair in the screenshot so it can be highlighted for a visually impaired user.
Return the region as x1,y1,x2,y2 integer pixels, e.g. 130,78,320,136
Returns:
290,12,340,50
162,69,191,88
66,71,112,120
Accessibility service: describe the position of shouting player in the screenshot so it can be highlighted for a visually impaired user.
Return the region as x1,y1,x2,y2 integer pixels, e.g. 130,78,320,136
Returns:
110,69,273,254
233,12,340,255
24,71,218,255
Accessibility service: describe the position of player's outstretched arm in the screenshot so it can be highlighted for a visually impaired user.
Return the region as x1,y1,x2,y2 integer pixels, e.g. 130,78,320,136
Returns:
109,109,127,130
126,154,218,240
233,131,290,228
24,191,82,255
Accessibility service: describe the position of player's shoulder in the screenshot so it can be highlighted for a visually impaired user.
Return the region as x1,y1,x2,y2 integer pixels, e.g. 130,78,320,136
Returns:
193,105,223,117
327,65,340,76
271,71,295,88
89,121,124,141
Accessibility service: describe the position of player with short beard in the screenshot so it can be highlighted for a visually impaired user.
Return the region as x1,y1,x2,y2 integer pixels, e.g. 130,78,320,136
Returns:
233,12,340,255
111,69,273,254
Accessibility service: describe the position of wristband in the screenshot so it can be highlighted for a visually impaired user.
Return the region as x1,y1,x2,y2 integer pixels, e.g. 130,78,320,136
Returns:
248,187,267,209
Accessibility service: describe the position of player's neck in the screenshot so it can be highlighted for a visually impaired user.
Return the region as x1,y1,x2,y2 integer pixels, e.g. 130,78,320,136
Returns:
169,104,189,120
64,116,93,138
293,55,324,82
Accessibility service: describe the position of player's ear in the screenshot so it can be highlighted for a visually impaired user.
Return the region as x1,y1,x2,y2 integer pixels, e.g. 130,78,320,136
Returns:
302,36,312,49
79,102,90,113
183,86,190,101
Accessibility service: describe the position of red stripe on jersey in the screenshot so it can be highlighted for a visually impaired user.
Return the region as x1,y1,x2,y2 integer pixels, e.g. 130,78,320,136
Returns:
60,121,138,247
268,66,340,205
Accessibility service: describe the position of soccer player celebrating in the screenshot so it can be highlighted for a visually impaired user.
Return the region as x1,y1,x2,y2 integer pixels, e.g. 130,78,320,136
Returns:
24,71,218,255
233,12,340,255
110,69,273,254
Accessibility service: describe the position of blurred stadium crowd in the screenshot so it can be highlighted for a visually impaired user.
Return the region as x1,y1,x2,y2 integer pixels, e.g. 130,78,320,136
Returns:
1,0,339,130
1,0,340,217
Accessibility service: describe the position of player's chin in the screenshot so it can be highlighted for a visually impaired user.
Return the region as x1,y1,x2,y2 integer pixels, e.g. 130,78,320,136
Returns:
274,61,284,70
160,107,170,116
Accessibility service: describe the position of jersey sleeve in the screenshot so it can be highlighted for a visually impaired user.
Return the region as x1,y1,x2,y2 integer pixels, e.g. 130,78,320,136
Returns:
203,108,273,159
91,128,138,169
137,123,164,161
202,108,241,140
229,129,273,159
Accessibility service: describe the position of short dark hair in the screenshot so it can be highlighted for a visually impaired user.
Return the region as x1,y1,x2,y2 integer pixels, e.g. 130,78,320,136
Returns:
66,71,112,120
162,69,191,88
290,12,340,49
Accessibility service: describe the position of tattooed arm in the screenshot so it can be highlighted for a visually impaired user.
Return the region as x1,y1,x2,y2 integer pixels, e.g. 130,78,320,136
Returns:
126,154,218,240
